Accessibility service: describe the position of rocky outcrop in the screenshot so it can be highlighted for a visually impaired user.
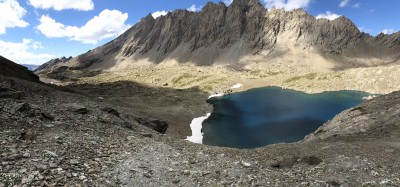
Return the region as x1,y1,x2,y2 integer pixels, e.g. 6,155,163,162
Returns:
135,117,169,134
304,91,400,142
0,56,40,82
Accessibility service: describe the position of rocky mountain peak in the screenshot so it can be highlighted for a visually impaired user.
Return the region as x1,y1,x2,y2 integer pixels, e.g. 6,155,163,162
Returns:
231,0,264,7
202,2,226,11
55,0,400,70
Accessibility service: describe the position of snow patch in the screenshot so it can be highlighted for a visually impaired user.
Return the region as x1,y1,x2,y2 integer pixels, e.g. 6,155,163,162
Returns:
185,113,211,144
231,83,243,89
363,95,376,100
208,93,224,99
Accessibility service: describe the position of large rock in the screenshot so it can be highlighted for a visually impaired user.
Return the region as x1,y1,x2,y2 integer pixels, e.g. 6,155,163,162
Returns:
134,117,169,134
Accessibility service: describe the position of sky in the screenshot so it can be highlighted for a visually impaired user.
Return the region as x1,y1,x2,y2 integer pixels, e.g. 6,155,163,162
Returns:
0,0,399,65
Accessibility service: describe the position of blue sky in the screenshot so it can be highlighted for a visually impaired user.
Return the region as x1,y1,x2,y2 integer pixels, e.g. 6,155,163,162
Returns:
0,0,399,65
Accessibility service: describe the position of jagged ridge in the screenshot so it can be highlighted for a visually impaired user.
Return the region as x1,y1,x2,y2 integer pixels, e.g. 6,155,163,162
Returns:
58,0,400,69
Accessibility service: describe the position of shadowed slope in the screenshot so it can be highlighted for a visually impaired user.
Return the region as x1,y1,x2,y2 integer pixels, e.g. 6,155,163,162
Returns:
0,56,40,82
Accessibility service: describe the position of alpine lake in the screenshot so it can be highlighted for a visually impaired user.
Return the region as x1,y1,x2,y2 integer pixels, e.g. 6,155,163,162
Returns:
202,87,373,148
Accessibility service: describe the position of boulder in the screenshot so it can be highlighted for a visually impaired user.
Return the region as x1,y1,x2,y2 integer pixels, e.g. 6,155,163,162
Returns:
101,107,120,117
134,117,168,133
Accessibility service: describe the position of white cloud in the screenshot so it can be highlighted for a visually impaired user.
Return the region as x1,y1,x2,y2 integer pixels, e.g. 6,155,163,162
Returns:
264,0,311,11
339,0,350,7
0,39,54,65
187,5,202,12
223,0,233,6
28,0,94,11
152,11,168,19
382,29,396,35
352,3,360,8
37,9,131,44
37,15,78,38
0,0,29,35
316,11,341,21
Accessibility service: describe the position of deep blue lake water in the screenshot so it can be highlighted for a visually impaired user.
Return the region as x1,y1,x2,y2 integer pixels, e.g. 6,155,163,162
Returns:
202,87,371,148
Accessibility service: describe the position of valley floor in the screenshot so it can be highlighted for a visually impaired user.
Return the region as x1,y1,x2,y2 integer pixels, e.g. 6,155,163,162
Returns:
76,62,400,95
2,74,400,186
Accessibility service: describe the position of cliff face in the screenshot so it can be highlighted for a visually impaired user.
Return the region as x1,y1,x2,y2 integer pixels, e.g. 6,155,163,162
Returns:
62,0,400,70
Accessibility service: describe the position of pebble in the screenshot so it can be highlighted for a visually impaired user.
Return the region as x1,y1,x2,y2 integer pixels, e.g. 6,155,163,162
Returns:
49,163,58,168
19,168,27,173
35,163,48,171
183,170,190,175
70,159,79,165
143,173,152,178
79,175,87,180
241,161,252,167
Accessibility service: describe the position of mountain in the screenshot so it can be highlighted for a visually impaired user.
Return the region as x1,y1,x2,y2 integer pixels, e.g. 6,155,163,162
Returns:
0,56,40,82
47,0,400,72
21,64,40,71
35,56,72,73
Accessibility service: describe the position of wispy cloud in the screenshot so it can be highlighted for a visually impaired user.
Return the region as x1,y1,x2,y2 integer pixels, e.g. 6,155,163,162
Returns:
352,3,360,8
381,29,396,35
339,0,350,7
358,27,372,34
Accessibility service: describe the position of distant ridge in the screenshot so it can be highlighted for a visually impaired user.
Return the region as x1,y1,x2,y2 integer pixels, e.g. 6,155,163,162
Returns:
21,64,40,71
35,56,73,73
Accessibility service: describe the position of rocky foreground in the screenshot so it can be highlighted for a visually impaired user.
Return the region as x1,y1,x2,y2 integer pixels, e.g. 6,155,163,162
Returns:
1,73,400,186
